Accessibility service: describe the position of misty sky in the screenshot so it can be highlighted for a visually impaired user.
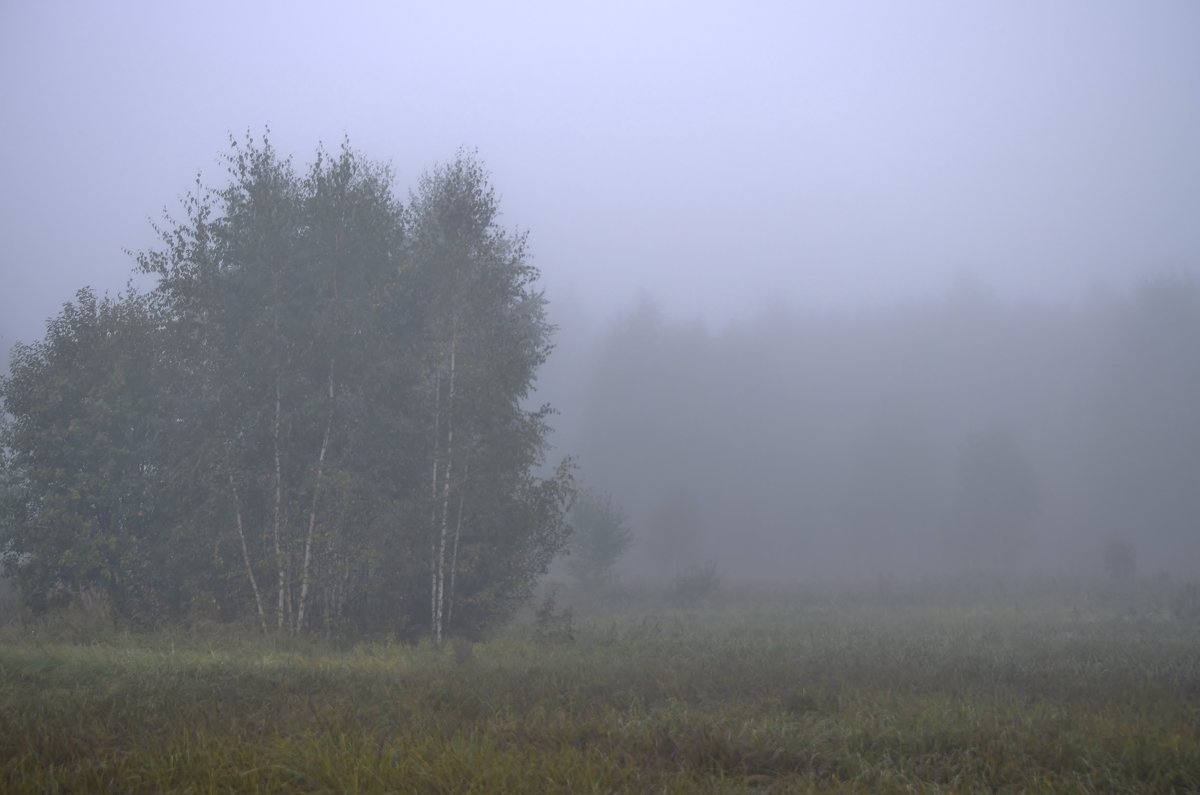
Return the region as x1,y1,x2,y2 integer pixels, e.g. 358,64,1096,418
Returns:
3,1,1199,357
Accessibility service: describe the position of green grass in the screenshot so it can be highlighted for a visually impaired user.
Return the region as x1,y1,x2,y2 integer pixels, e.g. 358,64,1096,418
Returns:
2,585,1198,792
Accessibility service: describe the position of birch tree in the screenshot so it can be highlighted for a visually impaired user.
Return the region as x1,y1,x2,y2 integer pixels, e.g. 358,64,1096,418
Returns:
138,134,407,634
408,152,572,642
3,136,573,637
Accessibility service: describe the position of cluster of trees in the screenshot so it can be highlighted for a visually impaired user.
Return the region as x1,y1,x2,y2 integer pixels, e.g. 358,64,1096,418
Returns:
546,275,1200,579
0,138,573,639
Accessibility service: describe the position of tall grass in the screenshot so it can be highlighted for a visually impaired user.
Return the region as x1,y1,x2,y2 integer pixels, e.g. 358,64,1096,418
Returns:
2,581,1198,792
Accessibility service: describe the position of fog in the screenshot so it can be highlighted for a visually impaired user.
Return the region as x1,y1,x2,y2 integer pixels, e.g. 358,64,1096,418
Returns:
3,2,1199,581
540,277,1200,579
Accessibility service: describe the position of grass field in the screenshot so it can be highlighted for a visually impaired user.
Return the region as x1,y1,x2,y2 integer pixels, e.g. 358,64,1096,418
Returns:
2,581,1198,793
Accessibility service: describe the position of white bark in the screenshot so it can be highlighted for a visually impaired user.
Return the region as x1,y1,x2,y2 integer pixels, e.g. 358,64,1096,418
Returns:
229,472,267,634
446,473,466,628
434,335,458,646
273,375,285,631
429,372,441,641
296,356,335,632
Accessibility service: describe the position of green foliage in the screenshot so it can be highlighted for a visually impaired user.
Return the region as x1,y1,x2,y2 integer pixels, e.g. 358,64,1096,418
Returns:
0,290,180,619
1,136,572,638
566,488,633,587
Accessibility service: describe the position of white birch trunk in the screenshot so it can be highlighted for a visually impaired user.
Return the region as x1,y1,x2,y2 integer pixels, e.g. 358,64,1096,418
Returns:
273,375,286,631
429,373,441,642
434,336,458,646
296,356,335,632
446,478,466,628
229,472,267,634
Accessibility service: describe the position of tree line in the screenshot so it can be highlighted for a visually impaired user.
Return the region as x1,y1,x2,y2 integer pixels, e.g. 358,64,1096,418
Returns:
0,137,573,640
548,275,1200,580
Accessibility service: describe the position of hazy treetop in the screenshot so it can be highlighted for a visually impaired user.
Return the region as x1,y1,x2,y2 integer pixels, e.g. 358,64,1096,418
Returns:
3,1,1199,357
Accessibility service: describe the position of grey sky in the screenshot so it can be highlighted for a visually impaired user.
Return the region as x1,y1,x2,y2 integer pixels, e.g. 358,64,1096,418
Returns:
3,1,1198,355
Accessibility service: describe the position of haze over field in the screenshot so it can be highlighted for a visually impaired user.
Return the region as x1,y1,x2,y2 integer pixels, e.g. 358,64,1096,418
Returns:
2,2,1199,587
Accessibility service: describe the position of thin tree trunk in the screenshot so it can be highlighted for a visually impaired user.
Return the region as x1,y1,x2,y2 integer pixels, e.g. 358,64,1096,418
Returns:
297,356,335,632
269,268,288,633
273,374,286,631
229,472,267,634
446,471,467,628
434,336,457,646
429,372,441,640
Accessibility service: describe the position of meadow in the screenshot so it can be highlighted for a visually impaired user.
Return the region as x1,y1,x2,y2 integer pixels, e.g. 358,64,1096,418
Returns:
2,579,1198,793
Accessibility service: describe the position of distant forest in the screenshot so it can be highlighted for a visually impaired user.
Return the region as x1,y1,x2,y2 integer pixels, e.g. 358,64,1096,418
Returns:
543,274,1200,581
